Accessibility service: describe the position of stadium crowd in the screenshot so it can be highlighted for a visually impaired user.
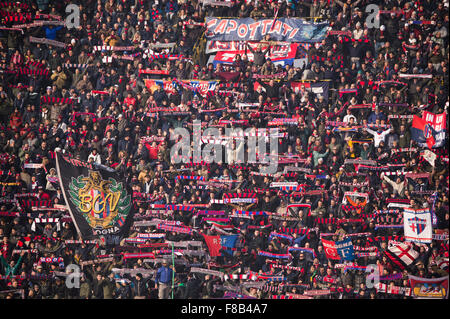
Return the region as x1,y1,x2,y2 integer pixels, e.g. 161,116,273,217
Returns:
0,0,449,299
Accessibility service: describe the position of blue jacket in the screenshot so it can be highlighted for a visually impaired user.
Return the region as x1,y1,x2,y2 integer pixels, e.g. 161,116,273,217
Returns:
44,26,63,40
156,266,174,284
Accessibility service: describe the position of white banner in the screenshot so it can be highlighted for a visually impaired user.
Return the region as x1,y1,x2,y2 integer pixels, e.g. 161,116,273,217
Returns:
403,209,433,244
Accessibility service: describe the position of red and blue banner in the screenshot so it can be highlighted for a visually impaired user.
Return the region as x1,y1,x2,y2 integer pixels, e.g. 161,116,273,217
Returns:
144,79,218,97
213,43,298,66
322,238,355,261
202,234,238,257
335,238,355,261
205,18,329,42
291,81,330,101
411,113,446,149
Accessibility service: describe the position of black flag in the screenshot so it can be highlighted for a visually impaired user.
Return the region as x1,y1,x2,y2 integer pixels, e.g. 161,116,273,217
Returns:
55,152,135,240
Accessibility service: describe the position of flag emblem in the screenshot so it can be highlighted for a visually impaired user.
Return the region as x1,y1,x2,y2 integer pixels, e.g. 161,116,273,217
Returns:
408,216,427,235
424,124,433,139
68,170,131,230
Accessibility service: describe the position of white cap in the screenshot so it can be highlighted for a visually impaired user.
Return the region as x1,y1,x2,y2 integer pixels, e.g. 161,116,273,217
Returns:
380,25,385,31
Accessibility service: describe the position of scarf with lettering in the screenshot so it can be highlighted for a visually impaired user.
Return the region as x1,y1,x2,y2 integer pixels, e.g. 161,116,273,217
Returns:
93,45,135,52
136,233,166,239
234,210,269,216
375,282,412,296
29,36,66,48
379,273,403,281
156,224,194,234
253,71,287,79
196,210,226,216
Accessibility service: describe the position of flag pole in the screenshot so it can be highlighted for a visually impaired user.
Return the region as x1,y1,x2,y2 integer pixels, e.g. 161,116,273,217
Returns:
171,242,175,299
269,7,279,33
54,151,84,240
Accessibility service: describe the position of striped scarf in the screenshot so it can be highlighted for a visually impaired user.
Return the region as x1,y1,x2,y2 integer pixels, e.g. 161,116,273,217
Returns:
0,2,29,9
122,252,155,260
257,251,291,259
287,246,316,258
63,63,89,69
234,210,269,216
19,200,52,208
165,205,195,212
148,53,184,63
376,215,404,224
175,175,205,181
269,232,293,243
270,263,304,272
7,67,49,77
248,271,286,282
278,227,310,235
223,273,257,281
41,96,74,105
196,210,225,216
338,88,358,97
39,257,64,267
223,192,256,199
341,205,363,212
29,36,66,48
367,235,404,243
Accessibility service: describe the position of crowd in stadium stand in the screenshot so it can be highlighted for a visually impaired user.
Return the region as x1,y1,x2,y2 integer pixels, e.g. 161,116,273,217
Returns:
0,0,448,299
